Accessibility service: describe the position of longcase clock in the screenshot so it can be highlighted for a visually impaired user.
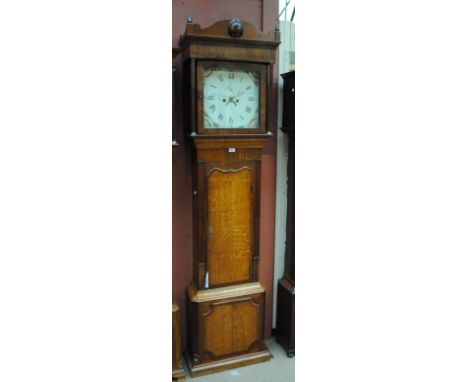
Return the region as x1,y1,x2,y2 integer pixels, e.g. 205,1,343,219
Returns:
179,18,280,377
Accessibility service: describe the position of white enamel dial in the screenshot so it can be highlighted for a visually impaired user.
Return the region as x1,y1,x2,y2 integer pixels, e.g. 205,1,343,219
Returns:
203,67,259,129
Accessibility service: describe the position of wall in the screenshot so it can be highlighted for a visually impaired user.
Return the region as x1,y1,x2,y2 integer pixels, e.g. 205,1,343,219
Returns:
172,0,279,345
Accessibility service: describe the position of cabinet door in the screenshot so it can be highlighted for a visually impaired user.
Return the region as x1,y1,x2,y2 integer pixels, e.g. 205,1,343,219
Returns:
206,166,255,287
201,296,263,359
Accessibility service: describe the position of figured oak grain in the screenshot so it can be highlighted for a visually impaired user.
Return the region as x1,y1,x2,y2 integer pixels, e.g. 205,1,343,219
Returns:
232,299,261,353
203,304,233,357
202,298,261,357
207,167,253,286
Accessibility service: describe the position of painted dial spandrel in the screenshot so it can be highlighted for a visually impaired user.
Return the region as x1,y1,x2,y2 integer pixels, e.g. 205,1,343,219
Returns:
203,67,260,129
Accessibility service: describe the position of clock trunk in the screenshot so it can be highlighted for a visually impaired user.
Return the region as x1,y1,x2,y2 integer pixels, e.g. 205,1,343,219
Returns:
191,139,263,290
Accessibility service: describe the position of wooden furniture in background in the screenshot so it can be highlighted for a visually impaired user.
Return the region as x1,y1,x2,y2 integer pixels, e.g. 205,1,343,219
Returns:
276,70,295,357
172,47,185,381
172,299,185,381
179,18,280,377
172,48,179,149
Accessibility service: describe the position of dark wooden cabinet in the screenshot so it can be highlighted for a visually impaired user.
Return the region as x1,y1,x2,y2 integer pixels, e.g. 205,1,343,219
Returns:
281,71,295,135
172,48,179,149
172,48,185,381
276,71,295,357
179,18,279,377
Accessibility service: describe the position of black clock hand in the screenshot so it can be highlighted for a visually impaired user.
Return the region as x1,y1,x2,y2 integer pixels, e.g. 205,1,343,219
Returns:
225,96,237,106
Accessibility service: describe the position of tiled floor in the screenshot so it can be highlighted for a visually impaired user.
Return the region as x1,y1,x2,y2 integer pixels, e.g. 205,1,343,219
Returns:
182,338,295,382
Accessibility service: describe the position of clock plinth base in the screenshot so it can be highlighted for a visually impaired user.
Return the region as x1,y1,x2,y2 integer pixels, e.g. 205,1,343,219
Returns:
172,366,185,381
185,347,272,378
186,282,271,377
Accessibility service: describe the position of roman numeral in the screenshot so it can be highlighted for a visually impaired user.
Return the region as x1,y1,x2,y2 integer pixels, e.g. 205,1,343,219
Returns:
248,96,254,101
246,85,252,91
240,115,244,120
228,72,234,80
207,95,214,100
229,117,234,125
210,85,216,89
217,113,223,121
245,106,252,113
218,74,223,82
209,104,216,112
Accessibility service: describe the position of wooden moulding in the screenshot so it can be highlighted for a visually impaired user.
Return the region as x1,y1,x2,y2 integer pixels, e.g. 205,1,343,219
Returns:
179,19,279,64
192,134,272,150
185,348,272,378
186,282,272,377
179,19,280,49
188,282,265,302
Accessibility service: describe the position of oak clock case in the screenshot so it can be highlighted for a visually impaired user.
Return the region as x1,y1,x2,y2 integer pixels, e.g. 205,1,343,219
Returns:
179,18,279,377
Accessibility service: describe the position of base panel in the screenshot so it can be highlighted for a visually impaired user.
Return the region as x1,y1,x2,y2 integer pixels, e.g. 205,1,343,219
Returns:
185,349,272,378
186,283,271,376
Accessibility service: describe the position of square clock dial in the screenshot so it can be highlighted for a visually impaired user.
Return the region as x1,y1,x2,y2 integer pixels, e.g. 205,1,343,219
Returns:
202,67,260,129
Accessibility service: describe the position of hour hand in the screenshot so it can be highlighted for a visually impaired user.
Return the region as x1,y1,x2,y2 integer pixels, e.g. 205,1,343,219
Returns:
225,96,237,106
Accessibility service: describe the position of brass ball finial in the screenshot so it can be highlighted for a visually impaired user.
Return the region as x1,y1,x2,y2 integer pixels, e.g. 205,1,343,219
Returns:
228,18,244,37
